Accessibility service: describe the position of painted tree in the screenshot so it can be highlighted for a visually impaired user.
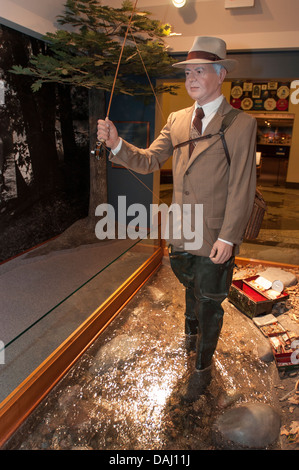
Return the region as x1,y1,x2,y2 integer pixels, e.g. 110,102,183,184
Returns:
11,0,177,217
1,26,62,199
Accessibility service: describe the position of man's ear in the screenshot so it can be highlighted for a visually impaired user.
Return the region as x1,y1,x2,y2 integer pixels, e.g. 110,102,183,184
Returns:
219,67,227,84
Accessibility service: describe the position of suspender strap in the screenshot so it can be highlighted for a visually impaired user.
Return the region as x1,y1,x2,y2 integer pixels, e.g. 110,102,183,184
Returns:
173,133,214,150
218,108,241,165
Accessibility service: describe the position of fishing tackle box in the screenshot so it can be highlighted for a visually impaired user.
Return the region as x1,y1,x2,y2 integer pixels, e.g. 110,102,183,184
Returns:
253,314,299,371
228,275,289,318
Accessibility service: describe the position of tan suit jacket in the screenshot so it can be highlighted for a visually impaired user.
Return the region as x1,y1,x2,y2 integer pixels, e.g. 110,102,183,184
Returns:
109,98,257,257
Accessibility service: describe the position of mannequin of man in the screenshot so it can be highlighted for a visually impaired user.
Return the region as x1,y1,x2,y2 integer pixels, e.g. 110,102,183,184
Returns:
97,36,257,402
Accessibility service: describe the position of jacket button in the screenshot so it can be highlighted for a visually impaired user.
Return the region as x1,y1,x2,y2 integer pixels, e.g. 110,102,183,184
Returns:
185,190,189,195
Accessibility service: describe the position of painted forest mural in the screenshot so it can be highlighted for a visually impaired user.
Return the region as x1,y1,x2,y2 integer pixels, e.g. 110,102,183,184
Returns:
0,24,90,262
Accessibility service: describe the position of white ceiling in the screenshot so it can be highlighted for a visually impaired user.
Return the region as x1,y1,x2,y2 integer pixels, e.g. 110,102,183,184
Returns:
1,0,299,52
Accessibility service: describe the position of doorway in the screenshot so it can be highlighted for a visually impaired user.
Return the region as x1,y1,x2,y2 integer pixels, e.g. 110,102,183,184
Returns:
254,113,294,187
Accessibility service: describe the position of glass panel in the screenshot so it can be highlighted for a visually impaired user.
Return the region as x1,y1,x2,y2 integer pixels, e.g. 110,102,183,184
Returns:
0,234,159,403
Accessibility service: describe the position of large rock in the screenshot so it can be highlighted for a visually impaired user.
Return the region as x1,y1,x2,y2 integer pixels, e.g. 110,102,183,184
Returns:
214,402,281,449
258,267,297,288
89,334,143,374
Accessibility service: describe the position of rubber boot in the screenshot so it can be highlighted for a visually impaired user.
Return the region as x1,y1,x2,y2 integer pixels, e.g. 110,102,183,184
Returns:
194,298,224,370
181,365,212,403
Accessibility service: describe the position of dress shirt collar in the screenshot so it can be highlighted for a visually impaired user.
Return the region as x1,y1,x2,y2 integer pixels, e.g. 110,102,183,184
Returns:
194,94,224,119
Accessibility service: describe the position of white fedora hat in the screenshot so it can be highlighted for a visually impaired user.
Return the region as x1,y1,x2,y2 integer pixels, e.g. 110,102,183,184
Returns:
173,36,237,73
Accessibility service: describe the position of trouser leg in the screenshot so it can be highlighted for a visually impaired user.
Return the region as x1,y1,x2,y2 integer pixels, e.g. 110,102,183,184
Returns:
169,248,235,401
169,246,235,367
194,255,235,370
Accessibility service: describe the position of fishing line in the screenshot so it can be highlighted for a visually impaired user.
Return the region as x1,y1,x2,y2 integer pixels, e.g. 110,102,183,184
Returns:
93,0,139,156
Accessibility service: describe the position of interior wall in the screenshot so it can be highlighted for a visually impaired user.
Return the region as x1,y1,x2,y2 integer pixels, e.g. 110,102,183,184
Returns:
286,95,299,185
0,0,65,38
106,0,299,53
107,92,156,225
222,81,299,186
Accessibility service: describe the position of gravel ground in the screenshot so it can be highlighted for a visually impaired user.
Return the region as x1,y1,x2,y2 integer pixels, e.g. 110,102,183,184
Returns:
4,259,299,451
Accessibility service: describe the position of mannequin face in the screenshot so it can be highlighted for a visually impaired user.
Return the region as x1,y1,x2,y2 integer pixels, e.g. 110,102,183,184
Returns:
185,63,226,106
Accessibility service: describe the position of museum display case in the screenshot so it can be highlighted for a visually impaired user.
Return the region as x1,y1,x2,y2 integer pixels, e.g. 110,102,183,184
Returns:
0,231,163,446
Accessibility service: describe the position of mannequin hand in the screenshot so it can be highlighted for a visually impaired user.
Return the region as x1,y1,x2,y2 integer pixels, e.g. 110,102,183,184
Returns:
209,240,233,264
97,117,120,150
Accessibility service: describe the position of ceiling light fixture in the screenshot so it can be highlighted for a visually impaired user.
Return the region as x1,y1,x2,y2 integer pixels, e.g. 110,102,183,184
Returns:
172,0,187,8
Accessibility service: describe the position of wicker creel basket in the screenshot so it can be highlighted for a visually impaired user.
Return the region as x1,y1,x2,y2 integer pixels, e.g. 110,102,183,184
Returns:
244,189,267,240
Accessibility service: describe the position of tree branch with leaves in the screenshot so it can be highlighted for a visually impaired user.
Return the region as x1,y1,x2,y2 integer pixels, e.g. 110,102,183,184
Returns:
10,0,178,215
11,0,177,96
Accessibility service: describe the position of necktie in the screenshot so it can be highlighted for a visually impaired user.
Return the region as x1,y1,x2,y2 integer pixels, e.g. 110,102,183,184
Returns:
189,107,204,156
